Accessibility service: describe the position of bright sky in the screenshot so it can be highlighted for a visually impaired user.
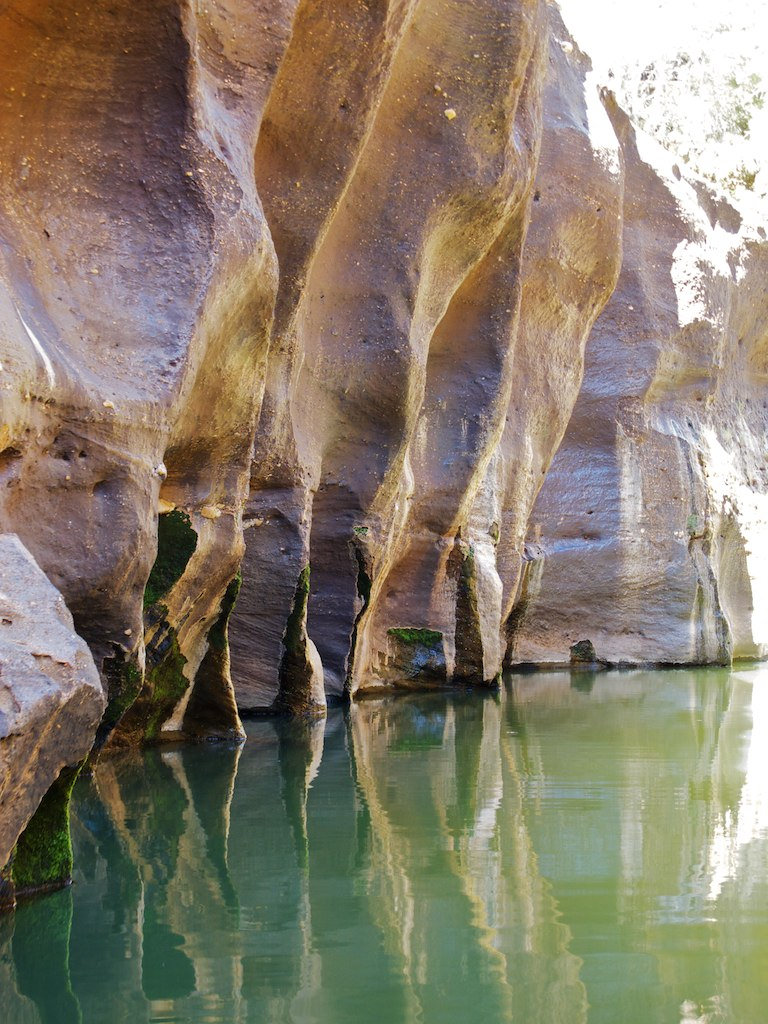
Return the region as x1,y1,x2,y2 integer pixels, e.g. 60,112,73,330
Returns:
557,0,768,70
557,0,768,198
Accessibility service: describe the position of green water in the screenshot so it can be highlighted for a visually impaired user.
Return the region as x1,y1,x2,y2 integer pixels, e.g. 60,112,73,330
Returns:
3,666,768,1024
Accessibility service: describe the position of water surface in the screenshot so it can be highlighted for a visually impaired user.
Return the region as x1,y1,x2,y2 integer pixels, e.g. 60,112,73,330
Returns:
3,666,768,1024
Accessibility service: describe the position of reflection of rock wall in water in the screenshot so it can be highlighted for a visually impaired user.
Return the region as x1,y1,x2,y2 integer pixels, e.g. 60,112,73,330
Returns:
506,670,768,1024
349,696,588,1023
4,674,767,1021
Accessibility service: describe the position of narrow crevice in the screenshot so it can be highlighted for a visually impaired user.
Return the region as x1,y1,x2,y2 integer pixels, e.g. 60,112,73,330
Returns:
504,554,536,665
344,540,372,695
108,510,199,746
183,574,244,740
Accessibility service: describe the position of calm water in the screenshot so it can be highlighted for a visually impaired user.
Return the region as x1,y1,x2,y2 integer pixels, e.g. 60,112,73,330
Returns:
3,667,768,1024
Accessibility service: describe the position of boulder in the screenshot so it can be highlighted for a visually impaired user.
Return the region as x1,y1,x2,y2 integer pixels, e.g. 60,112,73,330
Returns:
0,535,104,908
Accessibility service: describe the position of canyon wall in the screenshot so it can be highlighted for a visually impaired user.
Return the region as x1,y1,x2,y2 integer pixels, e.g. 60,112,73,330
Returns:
509,105,768,668
230,2,768,704
230,3,627,707
0,0,767,894
0,0,290,746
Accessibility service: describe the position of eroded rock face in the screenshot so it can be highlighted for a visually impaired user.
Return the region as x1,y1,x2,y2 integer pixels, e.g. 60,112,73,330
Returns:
0,0,765,741
0,0,291,743
509,103,768,668
0,535,104,906
229,4,625,705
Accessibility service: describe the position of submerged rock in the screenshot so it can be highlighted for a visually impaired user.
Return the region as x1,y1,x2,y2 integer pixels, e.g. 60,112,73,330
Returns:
0,536,104,907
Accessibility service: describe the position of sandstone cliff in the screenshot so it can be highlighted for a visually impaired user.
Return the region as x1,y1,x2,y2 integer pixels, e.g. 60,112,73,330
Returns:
509,104,768,668
229,4,627,707
0,0,765,751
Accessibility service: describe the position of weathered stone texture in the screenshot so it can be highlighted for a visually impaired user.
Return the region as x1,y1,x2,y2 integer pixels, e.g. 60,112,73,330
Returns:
509,102,768,668
0,536,104,904
0,0,287,741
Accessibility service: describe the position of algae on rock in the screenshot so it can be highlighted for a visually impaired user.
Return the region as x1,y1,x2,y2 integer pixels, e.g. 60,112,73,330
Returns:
143,511,198,609
11,766,81,898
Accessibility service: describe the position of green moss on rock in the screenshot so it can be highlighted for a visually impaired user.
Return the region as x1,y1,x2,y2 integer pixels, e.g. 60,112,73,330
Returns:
109,623,190,746
143,629,189,742
144,510,197,608
570,638,598,664
11,766,80,895
97,655,143,747
388,627,443,646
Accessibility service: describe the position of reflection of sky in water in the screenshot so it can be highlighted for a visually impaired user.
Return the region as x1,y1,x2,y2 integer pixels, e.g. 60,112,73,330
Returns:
707,670,768,901
3,666,768,1024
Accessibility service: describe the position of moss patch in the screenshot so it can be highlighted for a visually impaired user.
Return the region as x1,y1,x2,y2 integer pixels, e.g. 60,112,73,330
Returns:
12,766,80,895
96,653,143,748
110,623,189,746
388,627,443,647
144,510,197,608
143,629,189,742
570,638,598,664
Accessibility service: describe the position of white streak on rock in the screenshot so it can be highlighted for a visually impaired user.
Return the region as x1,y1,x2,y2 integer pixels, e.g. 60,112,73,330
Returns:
14,303,55,388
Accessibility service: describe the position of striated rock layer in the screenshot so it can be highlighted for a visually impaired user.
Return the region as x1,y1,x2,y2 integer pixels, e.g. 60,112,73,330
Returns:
0,0,765,759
